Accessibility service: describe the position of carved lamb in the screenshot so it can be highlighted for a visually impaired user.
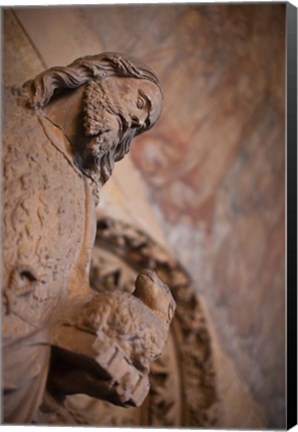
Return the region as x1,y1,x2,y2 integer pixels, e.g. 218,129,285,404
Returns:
48,269,176,407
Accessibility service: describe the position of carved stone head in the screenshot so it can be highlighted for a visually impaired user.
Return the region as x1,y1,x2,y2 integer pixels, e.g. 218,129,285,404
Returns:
16,52,163,184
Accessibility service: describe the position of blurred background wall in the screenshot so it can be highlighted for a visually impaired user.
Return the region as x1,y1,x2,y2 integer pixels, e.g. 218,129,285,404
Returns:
3,3,285,428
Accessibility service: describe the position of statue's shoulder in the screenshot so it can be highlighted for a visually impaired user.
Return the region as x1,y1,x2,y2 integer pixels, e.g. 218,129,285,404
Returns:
3,86,39,143
4,85,28,113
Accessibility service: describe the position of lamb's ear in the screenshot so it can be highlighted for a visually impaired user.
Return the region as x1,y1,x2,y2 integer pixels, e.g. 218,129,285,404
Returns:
168,302,176,323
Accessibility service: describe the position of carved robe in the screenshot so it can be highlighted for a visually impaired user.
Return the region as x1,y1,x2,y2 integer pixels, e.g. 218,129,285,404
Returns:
2,88,96,422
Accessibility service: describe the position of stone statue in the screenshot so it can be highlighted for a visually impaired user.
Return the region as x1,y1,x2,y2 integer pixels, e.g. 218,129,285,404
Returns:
2,52,175,423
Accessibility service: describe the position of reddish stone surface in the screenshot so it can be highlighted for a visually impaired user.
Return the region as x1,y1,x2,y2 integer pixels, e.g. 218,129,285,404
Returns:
11,3,286,427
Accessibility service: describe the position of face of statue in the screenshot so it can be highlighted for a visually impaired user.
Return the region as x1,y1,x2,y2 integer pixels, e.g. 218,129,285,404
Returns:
83,76,163,165
105,76,163,130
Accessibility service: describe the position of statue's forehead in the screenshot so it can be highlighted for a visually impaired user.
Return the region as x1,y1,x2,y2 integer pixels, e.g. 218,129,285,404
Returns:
138,79,162,101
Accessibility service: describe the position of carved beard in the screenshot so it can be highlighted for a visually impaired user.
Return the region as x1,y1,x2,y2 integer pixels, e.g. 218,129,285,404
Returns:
82,80,134,184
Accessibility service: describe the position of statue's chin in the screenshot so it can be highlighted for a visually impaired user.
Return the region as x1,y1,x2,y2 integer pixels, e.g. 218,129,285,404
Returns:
79,138,127,183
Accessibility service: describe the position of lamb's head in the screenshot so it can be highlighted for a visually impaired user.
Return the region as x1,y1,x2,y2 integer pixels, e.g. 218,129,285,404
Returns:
133,269,176,326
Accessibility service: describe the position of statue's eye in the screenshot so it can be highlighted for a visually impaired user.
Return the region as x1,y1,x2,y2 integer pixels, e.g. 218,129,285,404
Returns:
137,97,145,109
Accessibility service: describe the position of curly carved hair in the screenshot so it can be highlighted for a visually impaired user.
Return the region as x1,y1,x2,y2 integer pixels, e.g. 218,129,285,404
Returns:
16,52,162,111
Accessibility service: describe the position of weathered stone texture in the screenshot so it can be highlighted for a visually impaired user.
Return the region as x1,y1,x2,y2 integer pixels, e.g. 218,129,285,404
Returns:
5,4,285,428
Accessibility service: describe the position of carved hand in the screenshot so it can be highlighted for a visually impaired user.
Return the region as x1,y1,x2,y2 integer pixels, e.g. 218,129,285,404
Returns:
47,269,176,408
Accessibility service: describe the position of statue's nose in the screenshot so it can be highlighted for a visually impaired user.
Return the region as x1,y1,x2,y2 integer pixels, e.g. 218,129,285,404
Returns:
131,115,143,128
